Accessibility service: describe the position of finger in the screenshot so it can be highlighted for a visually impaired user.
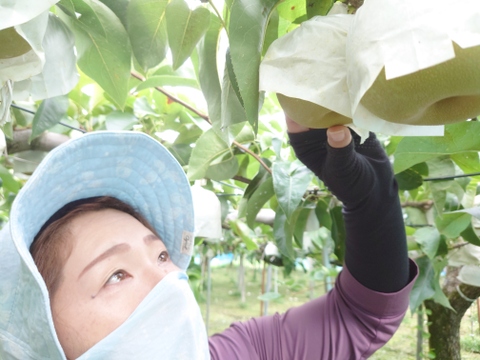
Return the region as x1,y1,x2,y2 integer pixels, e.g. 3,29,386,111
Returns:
285,114,310,134
327,125,352,148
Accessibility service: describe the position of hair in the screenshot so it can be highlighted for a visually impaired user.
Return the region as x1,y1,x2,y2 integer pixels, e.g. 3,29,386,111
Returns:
30,196,158,296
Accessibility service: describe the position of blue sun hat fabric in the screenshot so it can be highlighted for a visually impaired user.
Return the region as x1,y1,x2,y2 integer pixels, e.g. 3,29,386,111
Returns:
0,131,196,359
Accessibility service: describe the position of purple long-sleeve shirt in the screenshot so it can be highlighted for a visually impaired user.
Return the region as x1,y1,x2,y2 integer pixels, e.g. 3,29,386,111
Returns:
209,129,418,359
209,261,417,360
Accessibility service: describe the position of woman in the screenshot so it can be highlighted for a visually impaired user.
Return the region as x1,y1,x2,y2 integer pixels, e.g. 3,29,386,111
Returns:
0,119,417,359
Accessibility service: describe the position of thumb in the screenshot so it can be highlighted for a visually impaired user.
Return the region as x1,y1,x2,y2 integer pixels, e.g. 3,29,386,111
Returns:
327,126,352,148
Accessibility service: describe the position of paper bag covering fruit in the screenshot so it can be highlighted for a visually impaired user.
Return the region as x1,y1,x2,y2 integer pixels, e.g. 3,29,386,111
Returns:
260,0,480,137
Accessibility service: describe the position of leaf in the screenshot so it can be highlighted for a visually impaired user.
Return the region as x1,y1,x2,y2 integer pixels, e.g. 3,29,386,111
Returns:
451,152,480,175
127,0,169,72
330,206,346,263
413,227,441,259
30,95,69,141
135,75,199,92
431,258,454,311
306,0,334,18
394,122,480,174
197,12,222,127
409,256,436,312
219,61,247,143
105,111,138,130
0,165,20,193
246,177,274,228
229,219,258,250
277,0,306,22
262,9,279,56
205,154,239,181
293,207,311,249
99,0,129,27
435,211,471,239
58,0,132,109
395,168,424,190
315,198,332,230
273,206,296,260
187,128,230,180
460,222,480,246
272,161,312,219
168,143,192,166
228,0,280,129
165,0,210,70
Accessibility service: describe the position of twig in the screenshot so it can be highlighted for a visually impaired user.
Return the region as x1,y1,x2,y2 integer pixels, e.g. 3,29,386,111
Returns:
131,71,274,175
424,172,480,181
130,71,209,121
10,104,86,133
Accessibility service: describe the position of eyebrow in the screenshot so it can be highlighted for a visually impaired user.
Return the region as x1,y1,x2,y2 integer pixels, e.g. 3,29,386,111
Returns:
78,243,131,280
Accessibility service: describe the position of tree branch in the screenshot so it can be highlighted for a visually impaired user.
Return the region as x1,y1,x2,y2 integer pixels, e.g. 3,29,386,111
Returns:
6,129,69,154
130,71,273,175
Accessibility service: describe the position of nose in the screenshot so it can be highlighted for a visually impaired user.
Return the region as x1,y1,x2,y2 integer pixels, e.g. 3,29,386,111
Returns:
142,262,178,291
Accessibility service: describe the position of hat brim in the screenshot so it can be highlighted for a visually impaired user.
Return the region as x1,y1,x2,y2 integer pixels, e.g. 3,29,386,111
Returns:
10,131,194,275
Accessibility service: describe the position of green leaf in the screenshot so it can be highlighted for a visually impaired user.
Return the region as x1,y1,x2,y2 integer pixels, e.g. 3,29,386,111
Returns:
0,165,20,193
460,222,480,246
272,161,312,219
451,152,480,174
205,154,239,181
165,0,210,70
273,205,296,260
435,211,471,239
262,9,279,56
135,75,199,92
197,13,222,126
315,198,332,230
306,0,334,18
229,219,258,250
293,207,311,248
410,256,436,312
430,257,455,311
228,0,280,129
30,95,69,141
187,128,230,180
395,167,424,190
59,0,132,109
394,122,480,174
413,227,441,259
127,0,169,72
105,111,138,130
330,206,346,263
168,143,192,166
219,61,248,140
246,176,275,228
277,0,306,22
99,0,129,27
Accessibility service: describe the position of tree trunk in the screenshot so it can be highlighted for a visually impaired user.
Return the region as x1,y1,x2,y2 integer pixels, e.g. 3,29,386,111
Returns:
424,267,480,360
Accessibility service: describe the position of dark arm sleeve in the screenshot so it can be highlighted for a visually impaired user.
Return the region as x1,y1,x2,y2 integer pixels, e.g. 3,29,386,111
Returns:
288,129,410,293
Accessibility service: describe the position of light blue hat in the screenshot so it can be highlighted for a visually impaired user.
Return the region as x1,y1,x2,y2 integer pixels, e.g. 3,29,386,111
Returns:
0,131,194,359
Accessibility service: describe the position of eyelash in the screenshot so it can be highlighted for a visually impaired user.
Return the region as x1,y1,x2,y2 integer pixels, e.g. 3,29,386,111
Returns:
105,250,170,286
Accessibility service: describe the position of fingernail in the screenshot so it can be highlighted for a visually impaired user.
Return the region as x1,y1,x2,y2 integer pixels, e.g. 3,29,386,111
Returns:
329,129,345,143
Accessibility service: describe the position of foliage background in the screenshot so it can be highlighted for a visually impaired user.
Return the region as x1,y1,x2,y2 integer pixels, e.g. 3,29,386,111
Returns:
1,0,480,358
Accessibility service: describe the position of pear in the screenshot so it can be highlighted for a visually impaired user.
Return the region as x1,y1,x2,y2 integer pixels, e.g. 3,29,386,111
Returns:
0,27,32,59
360,42,480,125
276,93,352,129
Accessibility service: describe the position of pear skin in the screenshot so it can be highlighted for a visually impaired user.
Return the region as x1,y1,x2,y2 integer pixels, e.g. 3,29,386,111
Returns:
277,93,352,129
360,43,480,125
0,27,32,59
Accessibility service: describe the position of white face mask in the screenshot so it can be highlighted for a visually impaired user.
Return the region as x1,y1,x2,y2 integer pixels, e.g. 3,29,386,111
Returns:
77,271,210,360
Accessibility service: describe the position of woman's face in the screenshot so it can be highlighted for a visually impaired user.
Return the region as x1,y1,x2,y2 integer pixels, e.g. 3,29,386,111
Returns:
51,209,180,359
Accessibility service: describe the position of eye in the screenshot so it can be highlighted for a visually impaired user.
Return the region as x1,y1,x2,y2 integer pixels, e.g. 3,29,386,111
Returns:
105,271,128,286
157,250,169,264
